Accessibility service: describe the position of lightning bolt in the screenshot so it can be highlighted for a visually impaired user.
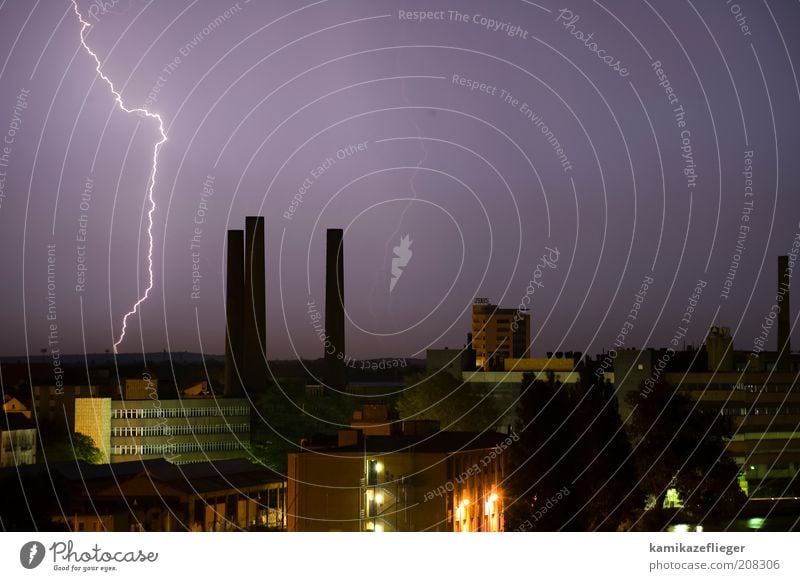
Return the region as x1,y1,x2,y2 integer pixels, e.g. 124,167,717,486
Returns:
71,0,167,353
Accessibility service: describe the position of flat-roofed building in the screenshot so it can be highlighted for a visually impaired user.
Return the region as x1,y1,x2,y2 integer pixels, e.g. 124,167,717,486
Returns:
669,370,800,494
462,354,590,431
0,459,285,531
288,428,510,532
612,323,800,496
31,384,100,428
75,397,250,464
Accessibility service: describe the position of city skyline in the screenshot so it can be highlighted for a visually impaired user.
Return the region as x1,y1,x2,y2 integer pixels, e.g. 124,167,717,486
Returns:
2,0,800,543
0,1,798,360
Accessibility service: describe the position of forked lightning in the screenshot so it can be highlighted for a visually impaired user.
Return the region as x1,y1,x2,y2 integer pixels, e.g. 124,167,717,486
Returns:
71,0,167,353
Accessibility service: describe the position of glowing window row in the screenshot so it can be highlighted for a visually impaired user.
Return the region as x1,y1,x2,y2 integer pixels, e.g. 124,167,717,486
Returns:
111,440,248,455
111,423,249,437
111,406,249,419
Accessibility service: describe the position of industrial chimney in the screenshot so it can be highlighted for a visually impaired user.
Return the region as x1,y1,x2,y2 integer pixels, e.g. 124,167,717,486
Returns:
224,229,244,396
325,228,346,389
243,216,267,392
224,218,267,395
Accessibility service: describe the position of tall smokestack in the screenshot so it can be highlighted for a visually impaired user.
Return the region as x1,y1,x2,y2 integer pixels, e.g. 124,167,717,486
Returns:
224,229,244,396
777,255,791,372
325,228,346,389
243,216,267,392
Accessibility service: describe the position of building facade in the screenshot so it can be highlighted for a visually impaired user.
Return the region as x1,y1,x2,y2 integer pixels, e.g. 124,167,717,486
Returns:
471,299,530,370
459,355,590,432
0,413,37,467
75,397,251,464
612,325,800,496
31,384,99,428
288,430,509,532
1,459,286,531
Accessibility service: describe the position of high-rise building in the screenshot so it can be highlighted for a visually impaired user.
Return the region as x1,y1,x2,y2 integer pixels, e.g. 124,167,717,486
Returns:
471,299,530,370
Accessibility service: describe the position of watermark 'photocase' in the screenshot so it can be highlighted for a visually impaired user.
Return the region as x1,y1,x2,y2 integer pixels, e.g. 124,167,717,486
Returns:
85,0,126,23
40,540,158,572
511,246,560,331
19,541,46,569
141,371,180,463
389,234,413,293
555,9,628,77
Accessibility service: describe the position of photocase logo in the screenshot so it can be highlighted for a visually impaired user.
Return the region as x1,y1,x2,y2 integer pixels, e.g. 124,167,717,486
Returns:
19,541,46,569
389,234,413,292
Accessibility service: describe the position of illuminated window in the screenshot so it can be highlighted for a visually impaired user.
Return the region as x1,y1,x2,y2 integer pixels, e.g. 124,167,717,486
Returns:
663,488,683,509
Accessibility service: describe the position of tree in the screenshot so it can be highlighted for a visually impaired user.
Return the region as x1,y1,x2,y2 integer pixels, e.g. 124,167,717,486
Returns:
625,380,746,527
43,430,103,464
505,373,582,530
71,432,104,464
249,378,355,472
506,372,642,531
396,371,500,432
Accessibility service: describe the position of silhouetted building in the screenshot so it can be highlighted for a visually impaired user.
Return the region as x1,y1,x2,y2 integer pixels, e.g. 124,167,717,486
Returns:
0,459,285,531
27,385,100,430
426,342,476,380
461,355,586,431
612,257,799,495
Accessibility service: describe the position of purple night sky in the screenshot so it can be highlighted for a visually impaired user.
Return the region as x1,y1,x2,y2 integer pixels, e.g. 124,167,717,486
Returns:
0,0,798,360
